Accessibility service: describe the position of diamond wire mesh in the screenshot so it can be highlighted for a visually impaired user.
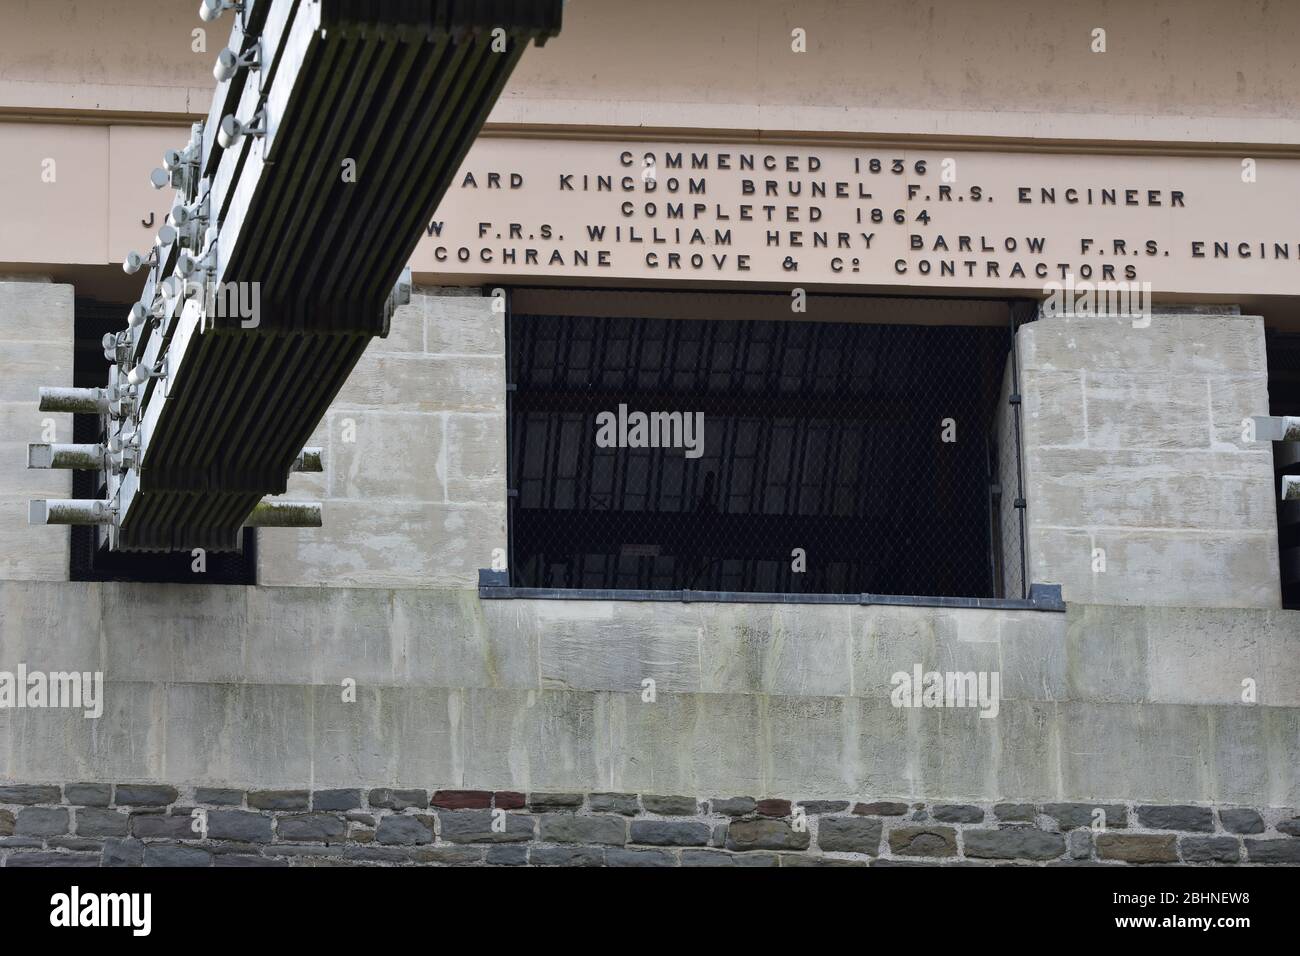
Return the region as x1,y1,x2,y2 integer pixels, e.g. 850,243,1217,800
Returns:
508,301,1023,598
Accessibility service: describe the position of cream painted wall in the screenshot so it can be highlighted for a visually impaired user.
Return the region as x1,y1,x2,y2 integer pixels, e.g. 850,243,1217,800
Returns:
495,0,1300,147
0,123,179,268
1,0,1298,147
3,0,1299,284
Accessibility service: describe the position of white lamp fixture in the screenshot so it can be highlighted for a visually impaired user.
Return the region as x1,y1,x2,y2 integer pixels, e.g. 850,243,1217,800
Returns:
122,248,159,275
217,111,266,150
199,0,243,23
126,362,164,388
213,44,260,83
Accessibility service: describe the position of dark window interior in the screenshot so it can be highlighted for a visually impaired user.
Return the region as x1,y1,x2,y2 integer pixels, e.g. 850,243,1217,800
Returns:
1266,330,1300,609
71,300,256,584
508,297,1017,597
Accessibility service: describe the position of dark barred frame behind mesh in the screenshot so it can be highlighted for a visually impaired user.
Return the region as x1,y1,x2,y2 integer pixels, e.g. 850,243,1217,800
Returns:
507,291,1032,600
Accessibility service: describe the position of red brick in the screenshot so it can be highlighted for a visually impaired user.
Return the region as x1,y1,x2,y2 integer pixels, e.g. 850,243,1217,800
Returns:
492,791,526,810
431,790,492,810
756,799,791,817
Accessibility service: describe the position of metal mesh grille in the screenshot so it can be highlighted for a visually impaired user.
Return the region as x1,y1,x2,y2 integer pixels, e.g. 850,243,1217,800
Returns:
508,297,1023,598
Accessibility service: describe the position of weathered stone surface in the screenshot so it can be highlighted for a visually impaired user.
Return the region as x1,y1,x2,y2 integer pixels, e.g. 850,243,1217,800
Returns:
817,817,882,854
131,814,195,839
64,784,112,807
1047,860,1112,867
994,804,1037,822
102,838,143,866
962,829,1066,861
607,848,676,867
531,845,605,866
726,818,810,852
485,845,529,865
374,814,436,845
870,859,930,867
209,841,262,856
296,856,357,867
0,810,13,837
1180,836,1240,863
711,797,757,816
215,854,287,867
798,801,849,815
630,820,710,847
194,788,244,806
493,791,526,810
755,798,792,817
247,790,309,811
208,810,272,842
1096,833,1179,863
114,785,178,807
1043,803,1127,830
589,792,639,815
1276,818,1300,837
16,807,69,837
681,849,780,867
143,843,212,867
1136,805,1215,832
540,813,627,845
1020,313,1278,610
932,804,985,824
5,554,1299,803
854,801,909,816
1218,808,1264,834
527,792,584,811
344,846,410,863
1068,829,1093,860
642,794,698,816
410,846,483,865
267,845,344,860
312,789,362,811
48,837,102,852
7,851,99,867
367,788,429,811
75,808,129,837
1244,839,1300,864
438,810,533,843
779,853,867,867
889,827,958,858
0,785,61,804
431,789,491,810
277,813,347,842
